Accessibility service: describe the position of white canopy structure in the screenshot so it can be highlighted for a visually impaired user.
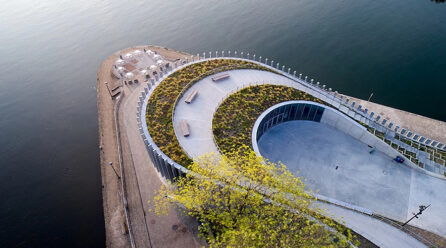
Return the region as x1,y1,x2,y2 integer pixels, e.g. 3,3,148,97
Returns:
140,69,148,75
125,72,134,79
115,59,125,66
117,66,125,73
153,54,162,60
133,50,143,56
124,53,133,60
149,65,157,70
146,50,154,56
156,60,164,66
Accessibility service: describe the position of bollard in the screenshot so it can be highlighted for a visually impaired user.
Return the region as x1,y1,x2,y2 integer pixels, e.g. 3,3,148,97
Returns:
216,51,218,57
288,68,291,74
228,51,231,56
253,54,256,61
351,101,355,108
259,56,262,63
209,51,211,58
247,53,249,59
299,73,302,79
310,79,314,84
271,60,274,66
235,51,238,57
293,71,296,77
364,108,368,114
265,58,268,64
282,65,285,71
345,98,349,104
304,76,308,82
203,52,206,59
241,52,244,58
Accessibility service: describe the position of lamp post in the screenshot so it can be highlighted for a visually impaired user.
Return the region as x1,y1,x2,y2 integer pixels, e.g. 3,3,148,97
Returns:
104,82,112,98
109,162,120,179
402,204,430,226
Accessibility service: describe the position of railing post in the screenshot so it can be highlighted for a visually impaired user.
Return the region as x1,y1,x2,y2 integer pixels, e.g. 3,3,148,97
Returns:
282,65,285,71
222,51,225,57
288,68,291,74
241,52,244,58
299,73,302,79
276,62,279,69
215,51,218,57
247,53,250,59
293,71,296,77
253,54,256,61
310,79,314,85
271,60,274,66
203,52,206,59
304,76,308,82
209,51,211,58
265,58,268,64
228,50,231,57
259,56,262,63
235,51,238,57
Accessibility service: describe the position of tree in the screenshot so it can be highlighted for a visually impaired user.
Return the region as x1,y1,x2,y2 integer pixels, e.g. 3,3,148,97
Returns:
154,147,358,247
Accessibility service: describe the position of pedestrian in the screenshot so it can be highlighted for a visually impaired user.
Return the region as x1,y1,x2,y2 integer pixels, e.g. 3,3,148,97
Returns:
335,165,339,170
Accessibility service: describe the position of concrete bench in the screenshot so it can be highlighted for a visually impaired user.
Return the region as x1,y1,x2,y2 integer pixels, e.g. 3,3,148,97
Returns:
180,120,190,137
212,73,229,82
185,90,198,104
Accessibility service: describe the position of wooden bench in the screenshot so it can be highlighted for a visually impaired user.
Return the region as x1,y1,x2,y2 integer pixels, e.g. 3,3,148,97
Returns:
212,73,229,82
185,90,198,104
180,120,190,137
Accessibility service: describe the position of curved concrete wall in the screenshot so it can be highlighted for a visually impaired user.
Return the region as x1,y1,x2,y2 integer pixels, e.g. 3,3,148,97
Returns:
252,101,415,170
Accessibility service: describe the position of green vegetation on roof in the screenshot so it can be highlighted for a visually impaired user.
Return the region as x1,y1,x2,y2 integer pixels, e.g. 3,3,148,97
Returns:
213,84,327,155
146,59,273,167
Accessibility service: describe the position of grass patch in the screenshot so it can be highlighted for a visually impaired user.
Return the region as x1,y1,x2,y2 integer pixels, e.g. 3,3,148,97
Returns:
146,59,272,167
213,85,327,155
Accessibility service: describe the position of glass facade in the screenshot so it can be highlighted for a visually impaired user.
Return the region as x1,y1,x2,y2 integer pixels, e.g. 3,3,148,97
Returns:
256,102,325,141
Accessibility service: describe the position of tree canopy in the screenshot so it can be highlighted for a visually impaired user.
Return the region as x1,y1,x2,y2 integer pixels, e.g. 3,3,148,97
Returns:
154,147,358,247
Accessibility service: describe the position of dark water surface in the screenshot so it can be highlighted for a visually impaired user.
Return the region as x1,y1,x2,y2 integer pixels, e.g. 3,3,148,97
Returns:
0,0,444,247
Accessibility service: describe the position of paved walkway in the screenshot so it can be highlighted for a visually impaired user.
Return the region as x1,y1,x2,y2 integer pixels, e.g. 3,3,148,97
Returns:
172,69,444,245
107,46,202,248
316,202,426,248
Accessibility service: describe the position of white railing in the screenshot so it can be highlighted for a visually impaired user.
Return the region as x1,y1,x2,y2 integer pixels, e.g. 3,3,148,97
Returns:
135,51,445,181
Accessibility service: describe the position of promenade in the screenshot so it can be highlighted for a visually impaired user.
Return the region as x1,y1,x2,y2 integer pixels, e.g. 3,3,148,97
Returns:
97,46,201,248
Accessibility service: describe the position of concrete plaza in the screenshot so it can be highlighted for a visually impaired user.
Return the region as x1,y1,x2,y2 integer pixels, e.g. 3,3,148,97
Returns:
258,121,446,237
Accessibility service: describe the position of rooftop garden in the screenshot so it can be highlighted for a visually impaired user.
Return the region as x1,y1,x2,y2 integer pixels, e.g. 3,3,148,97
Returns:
213,84,328,155
146,59,273,167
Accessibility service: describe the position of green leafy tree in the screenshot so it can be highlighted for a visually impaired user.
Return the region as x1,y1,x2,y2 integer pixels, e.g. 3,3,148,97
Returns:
154,147,357,247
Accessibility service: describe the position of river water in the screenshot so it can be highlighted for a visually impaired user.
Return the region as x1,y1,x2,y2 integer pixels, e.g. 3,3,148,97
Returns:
0,0,444,247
